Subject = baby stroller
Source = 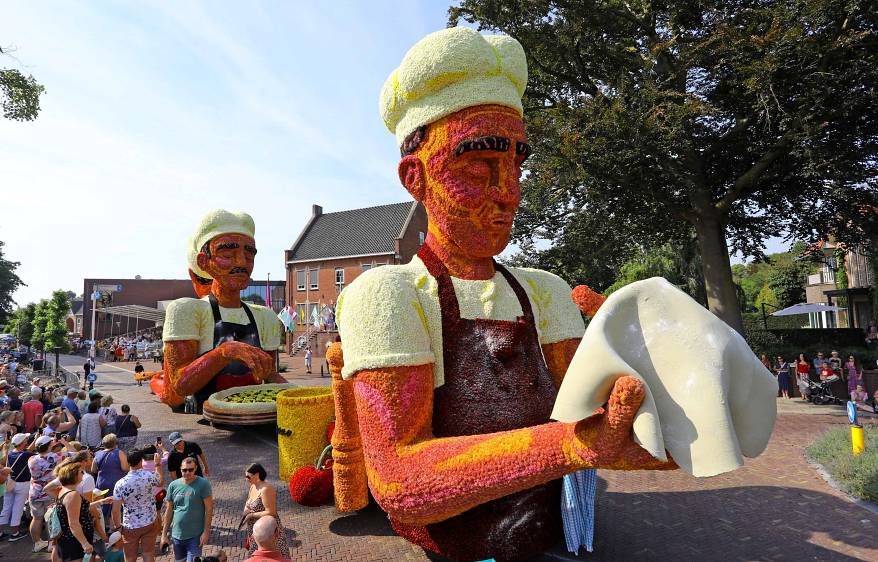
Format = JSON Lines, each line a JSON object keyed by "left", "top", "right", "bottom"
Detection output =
{"left": 807, "top": 375, "right": 844, "bottom": 405}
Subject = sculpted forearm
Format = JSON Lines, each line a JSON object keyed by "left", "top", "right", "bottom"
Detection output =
{"left": 355, "top": 358, "right": 672, "bottom": 526}
{"left": 353, "top": 365, "right": 584, "bottom": 526}
{"left": 163, "top": 341, "right": 228, "bottom": 400}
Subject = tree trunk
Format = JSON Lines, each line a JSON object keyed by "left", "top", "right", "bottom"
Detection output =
{"left": 694, "top": 215, "right": 745, "bottom": 334}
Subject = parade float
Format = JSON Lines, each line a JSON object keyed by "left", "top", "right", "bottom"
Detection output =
{"left": 320, "top": 27, "right": 778, "bottom": 562}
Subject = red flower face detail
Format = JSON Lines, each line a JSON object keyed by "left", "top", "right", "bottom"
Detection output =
{"left": 198, "top": 233, "right": 256, "bottom": 292}
{"left": 419, "top": 105, "right": 530, "bottom": 258}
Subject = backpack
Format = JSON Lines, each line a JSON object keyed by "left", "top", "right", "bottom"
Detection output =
{"left": 45, "top": 490, "right": 71, "bottom": 540}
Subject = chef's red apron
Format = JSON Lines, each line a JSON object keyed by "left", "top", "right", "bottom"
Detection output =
{"left": 391, "top": 245, "right": 562, "bottom": 562}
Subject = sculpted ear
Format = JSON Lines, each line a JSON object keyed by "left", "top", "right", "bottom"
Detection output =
{"left": 398, "top": 155, "right": 426, "bottom": 202}
{"left": 196, "top": 252, "right": 211, "bottom": 275}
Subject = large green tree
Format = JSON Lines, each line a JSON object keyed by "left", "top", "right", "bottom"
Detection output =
{"left": 43, "top": 290, "right": 71, "bottom": 353}
{"left": 0, "top": 240, "right": 25, "bottom": 326}
{"left": 450, "top": 0, "right": 878, "bottom": 333}
{"left": 29, "top": 299, "right": 48, "bottom": 352}
{"left": 2, "top": 302, "right": 35, "bottom": 348}
{"left": 0, "top": 45, "right": 45, "bottom": 121}
{"left": 605, "top": 239, "right": 706, "bottom": 303}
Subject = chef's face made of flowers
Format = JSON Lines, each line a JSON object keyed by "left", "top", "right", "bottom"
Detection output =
{"left": 398, "top": 104, "right": 530, "bottom": 262}
{"left": 196, "top": 233, "right": 257, "bottom": 294}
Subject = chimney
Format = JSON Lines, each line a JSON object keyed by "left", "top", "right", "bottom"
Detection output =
{"left": 312, "top": 204, "right": 323, "bottom": 217}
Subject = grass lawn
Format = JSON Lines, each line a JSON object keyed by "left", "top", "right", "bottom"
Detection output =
{"left": 807, "top": 425, "right": 878, "bottom": 503}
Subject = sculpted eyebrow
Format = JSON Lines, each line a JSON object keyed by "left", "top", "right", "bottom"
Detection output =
{"left": 215, "top": 242, "right": 239, "bottom": 251}
{"left": 454, "top": 136, "right": 511, "bottom": 156}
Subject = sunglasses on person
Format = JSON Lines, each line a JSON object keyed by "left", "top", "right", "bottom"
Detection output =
{"left": 181, "top": 468, "right": 196, "bottom": 473}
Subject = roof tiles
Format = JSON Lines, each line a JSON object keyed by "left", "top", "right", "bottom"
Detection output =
{"left": 289, "top": 201, "right": 417, "bottom": 261}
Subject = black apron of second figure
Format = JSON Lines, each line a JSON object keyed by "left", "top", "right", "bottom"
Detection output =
{"left": 193, "top": 294, "right": 262, "bottom": 407}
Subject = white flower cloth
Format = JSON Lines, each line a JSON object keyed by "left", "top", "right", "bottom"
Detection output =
{"left": 552, "top": 277, "right": 777, "bottom": 477}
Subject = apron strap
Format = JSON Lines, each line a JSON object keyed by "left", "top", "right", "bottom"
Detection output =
{"left": 207, "top": 294, "right": 262, "bottom": 348}
{"left": 208, "top": 294, "right": 223, "bottom": 345}
{"left": 494, "top": 262, "right": 535, "bottom": 322}
{"left": 418, "top": 245, "right": 537, "bottom": 324}
{"left": 417, "top": 245, "right": 462, "bottom": 322}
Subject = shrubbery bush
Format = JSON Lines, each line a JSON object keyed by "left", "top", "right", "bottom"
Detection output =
{"left": 807, "top": 426, "right": 878, "bottom": 503}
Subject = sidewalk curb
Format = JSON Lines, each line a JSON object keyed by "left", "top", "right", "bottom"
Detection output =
{"left": 806, "top": 456, "right": 878, "bottom": 516}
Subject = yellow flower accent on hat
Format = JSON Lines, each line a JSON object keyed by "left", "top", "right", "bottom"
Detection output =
{"left": 380, "top": 27, "right": 528, "bottom": 146}
{"left": 192, "top": 209, "right": 256, "bottom": 255}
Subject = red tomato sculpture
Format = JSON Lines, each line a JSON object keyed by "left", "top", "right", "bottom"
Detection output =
{"left": 289, "top": 444, "right": 333, "bottom": 507}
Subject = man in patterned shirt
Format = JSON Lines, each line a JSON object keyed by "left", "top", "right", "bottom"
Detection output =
{"left": 111, "top": 448, "right": 164, "bottom": 562}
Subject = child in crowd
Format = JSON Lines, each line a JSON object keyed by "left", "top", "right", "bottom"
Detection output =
{"left": 103, "top": 530, "right": 124, "bottom": 562}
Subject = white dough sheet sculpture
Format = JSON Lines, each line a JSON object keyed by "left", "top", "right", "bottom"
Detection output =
{"left": 552, "top": 277, "right": 777, "bottom": 477}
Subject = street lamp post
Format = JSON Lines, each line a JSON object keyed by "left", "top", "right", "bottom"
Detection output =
{"left": 89, "top": 284, "right": 97, "bottom": 360}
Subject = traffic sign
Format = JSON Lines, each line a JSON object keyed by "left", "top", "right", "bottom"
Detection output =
{"left": 847, "top": 401, "right": 858, "bottom": 425}
{"left": 95, "top": 284, "right": 123, "bottom": 292}
{"left": 87, "top": 373, "right": 97, "bottom": 382}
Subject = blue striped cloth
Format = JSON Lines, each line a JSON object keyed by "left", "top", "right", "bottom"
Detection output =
{"left": 561, "top": 468, "right": 597, "bottom": 554}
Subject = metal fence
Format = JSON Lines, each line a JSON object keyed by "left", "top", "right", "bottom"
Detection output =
{"left": 26, "top": 365, "right": 80, "bottom": 387}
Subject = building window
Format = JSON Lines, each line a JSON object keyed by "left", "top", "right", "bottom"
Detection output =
{"left": 296, "top": 270, "right": 305, "bottom": 291}
{"left": 309, "top": 268, "right": 319, "bottom": 290}
{"left": 362, "top": 263, "right": 371, "bottom": 272}
{"left": 335, "top": 268, "right": 344, "bottom": 288}
{"left": 419, "top": 231, "right": 425, "bottom": 245}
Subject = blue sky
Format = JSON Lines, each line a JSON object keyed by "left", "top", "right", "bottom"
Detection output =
{"left": 1, "top": 0, "right": 454, "bottom": 305}
{"left": 1, "top": 1, "right": 784, "bottom": 307}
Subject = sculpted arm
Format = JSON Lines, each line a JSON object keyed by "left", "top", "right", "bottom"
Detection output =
{"left": 162, "top": 340, "right": 274, "bottom": 406}
{"left": 353, "top": 363, "right": 666, "bottom": 527}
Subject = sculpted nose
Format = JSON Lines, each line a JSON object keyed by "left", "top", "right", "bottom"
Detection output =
{"left": 489, "top": 169, "right": 520, "bottom": 209}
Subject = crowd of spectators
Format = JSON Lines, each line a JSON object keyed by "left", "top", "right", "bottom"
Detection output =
{"left": 761, "top": 350, "right": 878, "bottom": 414}
{"left": 91, "top": 333, "right": 163, "bottom": 365}
{"left": 0, "top": 356, "right": 293, "bottom": 561}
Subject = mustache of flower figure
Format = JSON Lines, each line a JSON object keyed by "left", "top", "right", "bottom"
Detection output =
{"left": 228, "top": 267, "right": 250, "bottom": 275}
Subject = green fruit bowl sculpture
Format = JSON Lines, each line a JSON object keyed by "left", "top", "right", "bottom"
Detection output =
{"left": 203, "top": 382, "right": 299, "bottom": 426}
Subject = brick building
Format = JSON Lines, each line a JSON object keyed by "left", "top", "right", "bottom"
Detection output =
{"left": 284, "top": 202, "right": 428, "bottom": 356}
{"left": 81, "top": 278, "right": 288, "bottom": 340}
{"left": 81, "top": 278, "right": 196, "bottom": 340}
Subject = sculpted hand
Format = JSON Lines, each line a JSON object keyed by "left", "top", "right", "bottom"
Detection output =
{"left": 570, "top": 285, "right": 607, "bottom": 317}
{"left": 573, "top": 376, "right": 677, "bottom": 471}
{"left": 217, "top": 341, "right": 274, "bottom": 381}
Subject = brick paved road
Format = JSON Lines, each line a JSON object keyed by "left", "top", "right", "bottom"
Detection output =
{"left": 5, "top": 355, "right": 876, "bottom": 561}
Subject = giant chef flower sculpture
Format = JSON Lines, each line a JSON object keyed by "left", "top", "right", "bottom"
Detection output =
{"left": 335, "top": 27, "right": 777, "bottom": 562}
{"left": 155, "top": 210, "right": 286, "bottom": 409}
